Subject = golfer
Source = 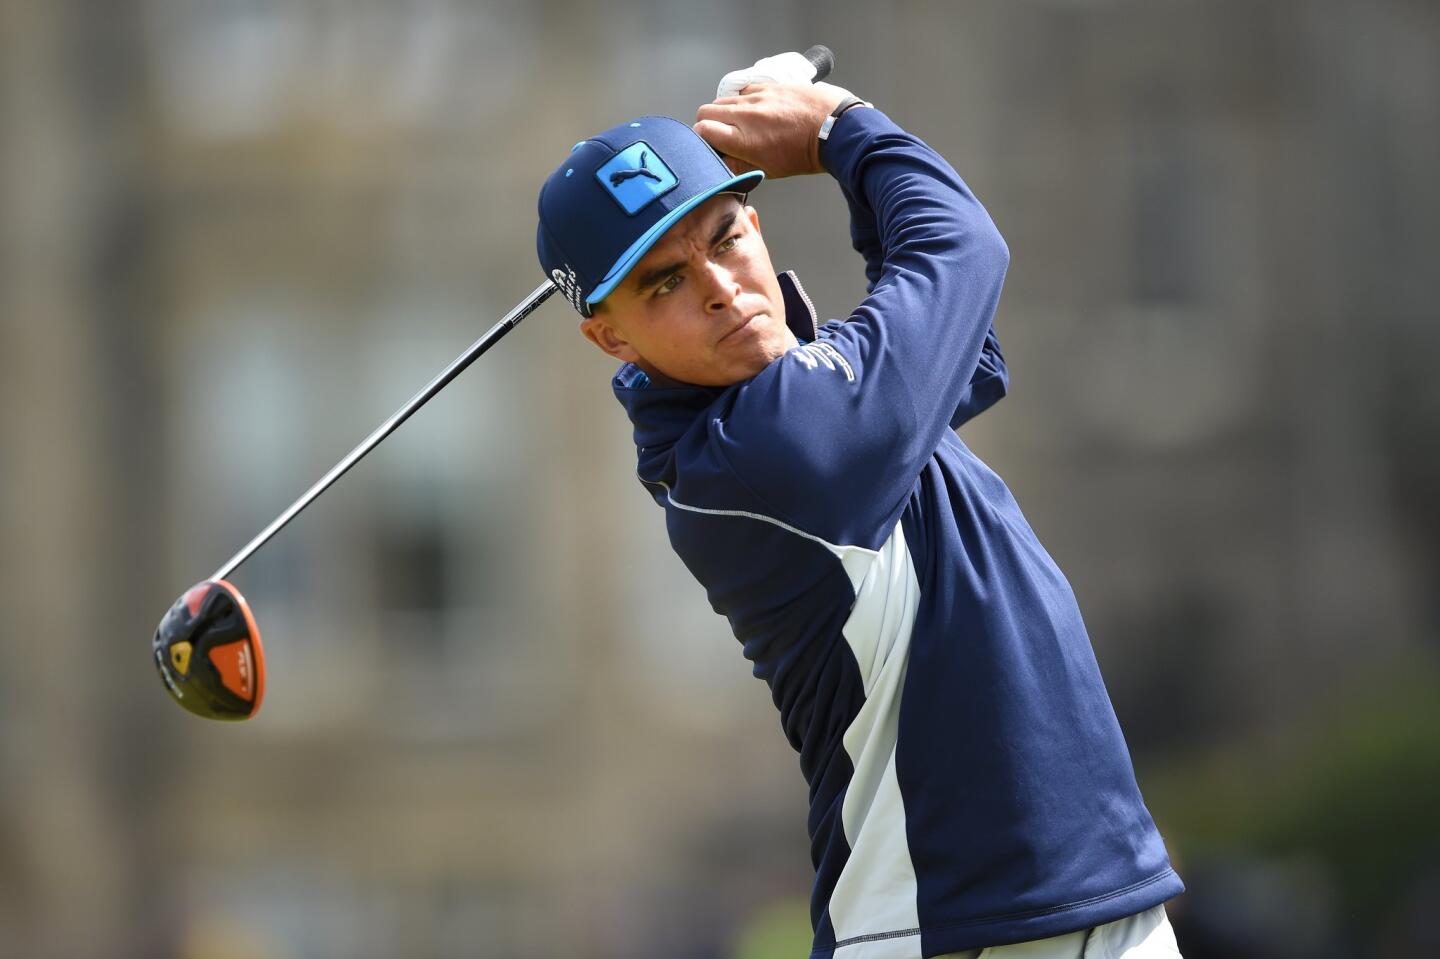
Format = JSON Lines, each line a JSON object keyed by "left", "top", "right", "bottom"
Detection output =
{"left": 535, "top": 55, "right": 1185, "bottom": 959}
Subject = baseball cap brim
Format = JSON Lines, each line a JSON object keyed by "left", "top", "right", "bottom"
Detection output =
{"left": 586, "top": 169, "right": 765, "bottom": 308}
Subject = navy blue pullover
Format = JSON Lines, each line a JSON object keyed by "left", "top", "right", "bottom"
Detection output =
{"left": 611, "top": 108, "right": 1182, "bottom": 958}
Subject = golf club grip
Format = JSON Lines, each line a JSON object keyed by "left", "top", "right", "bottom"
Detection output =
{"left": 803, "top": 45, "right": 835, "bottom": 83}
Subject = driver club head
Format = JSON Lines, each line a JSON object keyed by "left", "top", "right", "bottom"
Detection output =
{"left": 153, "top": 579, "right": 266, "bottom": 721}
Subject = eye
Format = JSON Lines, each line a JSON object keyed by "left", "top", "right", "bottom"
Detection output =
{"left": 655, "top": 274, "right": 683, "bottom": 297}
{"left": 716, "top": 234, "right": 740, "bottom": 254}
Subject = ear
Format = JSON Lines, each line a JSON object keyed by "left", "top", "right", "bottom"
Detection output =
{"left": 745, "top": 204, "right": 762, "bottom": 234}
{"left": 580, "top": 314, "right": 642, "bottom": 364}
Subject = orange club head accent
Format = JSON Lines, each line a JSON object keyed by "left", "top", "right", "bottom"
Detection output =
{"left": 152, "top": 579, "right": 266, "bottom": 721}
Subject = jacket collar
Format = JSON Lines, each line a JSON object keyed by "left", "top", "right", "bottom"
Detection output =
{"left": 777, "top": 269, "right": 820, "bottom": 343}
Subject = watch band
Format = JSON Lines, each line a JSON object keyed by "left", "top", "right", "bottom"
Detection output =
{"left": 818, "top": 95, "right": 873, "bottom": 141}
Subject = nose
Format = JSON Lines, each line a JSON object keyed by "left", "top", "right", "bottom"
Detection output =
{"left": 700, "top": 260, "right": 741, "bottom": 313}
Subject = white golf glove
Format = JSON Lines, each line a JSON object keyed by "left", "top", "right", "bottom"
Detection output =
{"left": 716, "top": 51, "right": 830, "bottom": 98}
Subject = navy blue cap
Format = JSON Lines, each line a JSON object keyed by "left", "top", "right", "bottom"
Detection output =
{"left": 537, "top": 116, "right": 764, "bottom": 316}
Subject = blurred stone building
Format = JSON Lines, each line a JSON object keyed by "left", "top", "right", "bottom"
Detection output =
{"left": 2, "top": 2, "right": 1436, "bottom": 957}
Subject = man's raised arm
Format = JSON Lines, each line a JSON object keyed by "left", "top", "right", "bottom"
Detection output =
{"left": 694, "top": 84, "right": 1011, "bottom": 546}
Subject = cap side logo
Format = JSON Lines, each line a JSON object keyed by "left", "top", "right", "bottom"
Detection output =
{"left": 551, "top": 264, "right": 584, "bottom": 312}
{"left": 596, "top": 141, "right": 678, "bottom": 215}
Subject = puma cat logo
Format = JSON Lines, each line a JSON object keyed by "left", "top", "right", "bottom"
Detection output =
{"left": 609, "top": 150, "right": 663, "bottom": 187}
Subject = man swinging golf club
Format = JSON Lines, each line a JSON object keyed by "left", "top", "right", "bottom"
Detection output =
{"left": 536, "top": 53, "right": 1186, "bottom": 958}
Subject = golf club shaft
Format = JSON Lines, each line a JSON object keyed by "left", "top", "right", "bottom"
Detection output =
{"left": 211, "top": 280, "right": 557, "bottom": 582}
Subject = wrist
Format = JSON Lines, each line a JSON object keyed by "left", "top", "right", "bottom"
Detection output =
{"left": 818, "top": 95, "right": 873, "bottom": 142}
{"left": 817, "top": 101, "right": 889, "bottom": 180}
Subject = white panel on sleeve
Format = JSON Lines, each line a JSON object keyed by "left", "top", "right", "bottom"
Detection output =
{"left": 829, "top": 522, "right": 924, "bottom": 957}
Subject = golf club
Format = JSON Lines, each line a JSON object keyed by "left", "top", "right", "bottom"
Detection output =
{"left": 153, "top": 280, "right": 554, "bottom": 720}
{"left": 152, "top": 44, "right": 836, "bottom": 721}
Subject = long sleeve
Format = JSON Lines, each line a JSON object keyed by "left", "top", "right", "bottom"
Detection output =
{"left": 713, "top": 107, "right": 1011, "bottom": 547}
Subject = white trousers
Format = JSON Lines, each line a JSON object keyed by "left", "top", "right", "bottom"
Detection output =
{"left": 937, "top": 905, "right": 1182, "bottom": 959}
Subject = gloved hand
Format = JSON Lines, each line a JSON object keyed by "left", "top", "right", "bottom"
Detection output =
{"left": 701, "top": 51, "right": 862, "bottom": 178}
{"left": 715, "top": 51, "right": 826, "bottom": 99}
{"left": 695, "top": 81, "right": 853, "bottom": 178}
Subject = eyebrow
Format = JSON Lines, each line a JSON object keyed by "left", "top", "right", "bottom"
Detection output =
{"left": 631, "top": 209, "right": 740, "bottom": 294}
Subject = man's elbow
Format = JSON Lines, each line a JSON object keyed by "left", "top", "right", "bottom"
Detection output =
{"left": 940, "top": 217, "right": 1008, "bottom": 291}
{"left": 982, "top": 223, "right": 1010, "bottom": 280}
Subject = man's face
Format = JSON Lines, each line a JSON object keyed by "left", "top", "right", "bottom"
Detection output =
{"left": 580, "top": 194, "right": 793, "bottom": 387}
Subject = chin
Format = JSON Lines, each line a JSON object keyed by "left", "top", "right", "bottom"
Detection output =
{"left": 728, "top": 347, "right": 786, "bottom": 384}
{"left": 655, "top": 337, "right": 789, "bottom": 387}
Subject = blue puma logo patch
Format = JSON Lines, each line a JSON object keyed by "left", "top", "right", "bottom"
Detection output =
{"left": 597, "top": 141, "right": 678, "bottom": 215}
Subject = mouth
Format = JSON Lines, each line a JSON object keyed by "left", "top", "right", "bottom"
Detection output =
{"left": 718, "top": 313, "right": 762, "bottom": 345}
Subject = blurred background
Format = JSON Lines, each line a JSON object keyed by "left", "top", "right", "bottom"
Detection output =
{"left": 2, "top": 1, "right": 1438, "bottom": 957}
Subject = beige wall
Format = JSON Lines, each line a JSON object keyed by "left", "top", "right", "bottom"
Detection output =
{"left": 2, "top": 2, "right": 1437, "bottom": 957}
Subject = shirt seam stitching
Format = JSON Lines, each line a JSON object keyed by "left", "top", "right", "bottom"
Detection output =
{"left": 638, "top": 477, "right": 878, "bottom": 559}
{"left": 708, "top": 424, "right": 858, "bottom": 551}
